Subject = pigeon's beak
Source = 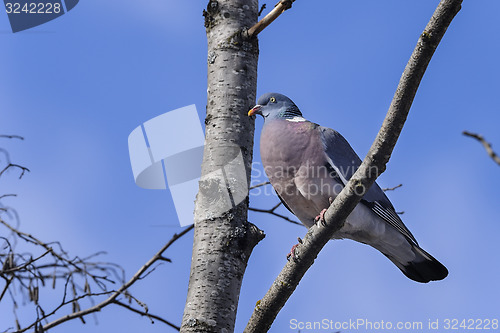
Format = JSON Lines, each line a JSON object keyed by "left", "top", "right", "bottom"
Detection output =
{"left": 248, "top": 105, "right": 262, "bottom": 117}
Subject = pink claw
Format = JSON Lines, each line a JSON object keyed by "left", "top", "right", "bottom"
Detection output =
{"left": 286, "top": 237, "right": 303, "bottom": 261}
{"left": 287, "top": 244, "right": 299, "bottom": 261}
{"left": 314, "top": 208, "right": 328, "bottom": 225}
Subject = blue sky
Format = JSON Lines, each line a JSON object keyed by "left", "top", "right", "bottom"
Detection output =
{"left": 1, "top": 1, "right": 499, "bottom": 332}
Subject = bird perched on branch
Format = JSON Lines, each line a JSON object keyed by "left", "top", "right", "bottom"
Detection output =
{"left": 248, "top": 92, "right": 448, "bottom": 283}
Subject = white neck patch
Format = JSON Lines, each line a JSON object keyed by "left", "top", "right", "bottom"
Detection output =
{"left": 286, "top": 116, "right": 306, "bottom": 122}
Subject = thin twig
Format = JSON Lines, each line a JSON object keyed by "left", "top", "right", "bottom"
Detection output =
{"left": 0, "top": 276, "right": 14, "bottom": 301}
{"left": 1, "top": 219, "right": 90, "bottom": 275}
{"left": 249, "top": 205, "right": 302, "bottom": 226}
{"left": 0, "top": 164, "right": 30, "bottom": 179}
{"left": 244, "top": 1, "right": 462, "bottom": 332}
{"left": 20, "top": 290, "right": 117, "bottom": 332}
{"left": 1, "top": 216, "right": 176, "bottom": 332}
{"left": 2, "top": 250, "right": 51, "bottom": 274}
{"left": 249, "top": 180, "right": 303, "bottom": 225}
{"left": 0, "top": 135, "right": 24, "bottom": 140}
{"left": 463, "top": 131, "right": 500, "bottom": 166}
{"left": 249, "top": 181, "right": 270, "bottom": 190}
{"left": 113, "top": 301, "right": 180, "bottom": 331}
{"left": 0, "top": 194, "right": 17, "bottom": 200}
{"left": 258, "top": 4, "right": 267, "bottom": 16}
{"left": 246, "top": 0, "right": 295, "bottom": 38}
{"left": 382, "top": 184, "right": 403, "bottom": 192}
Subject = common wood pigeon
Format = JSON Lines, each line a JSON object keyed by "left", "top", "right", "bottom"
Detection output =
{"left": 249, "top": 93, "right": 448, "bottom": 283}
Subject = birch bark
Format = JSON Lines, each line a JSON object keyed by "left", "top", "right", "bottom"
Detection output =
{"left": 181, "top": 1, "right": 264, "bottom": 332}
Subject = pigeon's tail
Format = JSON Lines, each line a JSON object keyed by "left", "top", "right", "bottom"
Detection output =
{"left": 385, "top": 244, "right": 448, "bottom": 283}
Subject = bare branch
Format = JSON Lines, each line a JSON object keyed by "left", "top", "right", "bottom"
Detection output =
{"left": 0, "top": 275, "right": 14, "bottom": 301}
{"left": 1, "top": 249, "right": 51, "bottom": 274}
{"left": 0, "top": 164, "right": 30, "bottom": 179}
{"left": 244, "top": 1, "right": 462, "bottom": 331}
{"left": 114, "top": 301, "right": 180, "bottom": 331}
{"left": 1, "top": 125, "right": 186, "bottom": 332}
{"left": 249, "top": 181, "right": 270, "bottom": 190}
{"left": 40, "top": 224, "right": 194, "bottom": 331}
{"left": 463, "top": 131, "right": 500, "bottom": 166}
{"left": 0, "top": 194, "right": 17, "bottom": 200}
{"left": 382, "top": 184, "right": 403, "bottom": 192}
{"left": 0, "top": 135, "right": 24, "bottom": 140}
{"left": 246, "top": 0, "right": 295, "bottom": 38}
{"left": 1, "top": 219, "right": 94, "bottom": 274}
{"left": 249, "top": 203, "right": 302, "bottom": 226}
{"left": 0, "top": 215, "right": 193, "bottom": 332}
{"left": 249, "top": 181, "right": 302, "bottom": 225}
{"left": 258, "top": 4, "right": 267, "bottom": 16}
{"left": 1, "top": 218, "right": 126, "bottom": 332}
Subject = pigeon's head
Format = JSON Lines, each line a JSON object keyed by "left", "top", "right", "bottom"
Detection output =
{"left": 248, "top": 93, "right": 302, "bottom": 121}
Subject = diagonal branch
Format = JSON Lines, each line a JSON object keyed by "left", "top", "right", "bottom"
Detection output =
{"left": 244, "top": 1, "right": 462, "bottom": 332}
{"left": 113, "top": 300, "right": 180, "bottom": 331}
{"left": 246, "top": 0, "right": 295, "bottom": 38}
{"left": 463, "top": 131, "right": 500, "bottom": 166}
{"left": 249, "top": 181, "right": 270, "bottom": 190}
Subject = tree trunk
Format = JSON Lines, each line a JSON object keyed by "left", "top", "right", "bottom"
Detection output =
{"left": 180, "top": 1, "right": 264, "bottom": 332}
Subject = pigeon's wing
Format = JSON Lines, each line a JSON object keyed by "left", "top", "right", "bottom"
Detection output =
{"left": 318, "top": 126, "right": 418, "bottom": 244}
{"left": 274, "top": 189, "right": 294, "bottom": 214}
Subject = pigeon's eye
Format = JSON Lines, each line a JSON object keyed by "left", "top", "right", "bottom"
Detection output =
{"left": 269, "top": 97, "right": 276, "bottom": 103}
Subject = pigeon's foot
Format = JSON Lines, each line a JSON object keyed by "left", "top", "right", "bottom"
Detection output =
{"left": 286, "top": 237, "right": 303, "bottom": 261}
{"left": 314, "top": 198, "right": 333, "bottom": 227}
{"left": 314, "top": 208, "right": 328, "bottom": 226}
